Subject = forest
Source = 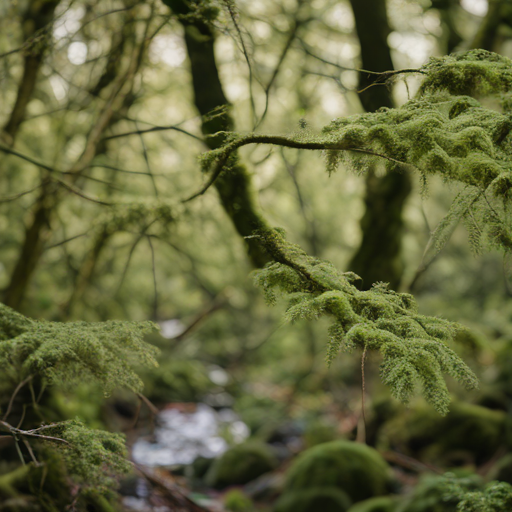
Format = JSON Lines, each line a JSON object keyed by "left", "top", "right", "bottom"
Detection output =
{"left": 2, "top": 0, "right": 512, "bottom": 510}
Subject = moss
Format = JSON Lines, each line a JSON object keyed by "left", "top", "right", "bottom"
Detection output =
{"left": 284, "top": 440, "right": 392, "bottom": 503}
{"left": 205, "top": 442, "right": 278, "bottom": 489}
{"left": 224, "top": 489, "right": 253, "bottom": 512}
{"left": 273, "top": 487, "right": 352, "bottom": 512}
{"left": 303, "top": 421, "right": 339, "bottom": 448}
{"left": 347, "top": 496, "right": 399, "bottom": 512}
{"left": 379, "top": 402, "right": 506, "bottom": 465}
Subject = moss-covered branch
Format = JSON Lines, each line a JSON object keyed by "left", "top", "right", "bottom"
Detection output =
{"left": 252, "top": 228, "right": 478, "bottom": 415}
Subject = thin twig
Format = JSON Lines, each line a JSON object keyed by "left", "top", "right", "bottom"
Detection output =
{"left": 223, "top": 0, "right": 257, "bottom": 126}
{"left": 0, "top": 420, "right": 70, "bottom": 445}
{"left": 147, "top": 235, "right": 158, "bottom": 319}
{"left": 102, "top": 125, "right": 203, "bottom": 142}
{"left": 0, "top": 184, "right": 42, "bottom": 203}
{"left": 357, "top": 345, "right": 368, "bottom": 444}
{"left": 3, "top": 375, "right": 33, "bottom": 421}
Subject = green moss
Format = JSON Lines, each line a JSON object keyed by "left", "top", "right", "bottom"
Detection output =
{"left": 379, "top": 402, "right": 505, "bottom": 465}
{"left": 205, "top": 442, "right": 278, "bottom": 489}
{"left": 224, "top": 489, "right": 253, "bottom": 512}
{"left": 274, "top": 487, "right": 352, "bottom": 512}
{"left": 284, "top": 440, "right": 392, "bottom": 503}
{"left": 303, "top": 421, "right": 339, "bottom": 448}
{"left": 347, "top": 496, "right": 399, "bottom": 512}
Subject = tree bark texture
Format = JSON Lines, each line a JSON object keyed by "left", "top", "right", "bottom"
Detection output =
{"left": 348, "top": 0, "right": 412, "bottom": 290}
{"left": 163, "top": 0, "right": 271, "bottom": 268}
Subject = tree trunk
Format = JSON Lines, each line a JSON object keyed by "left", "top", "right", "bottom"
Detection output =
{"left": 163, "top": 0, "right": 270, "bottom": 268}
{"left": 347, "top": 0, "right": 412, "bottom": 290}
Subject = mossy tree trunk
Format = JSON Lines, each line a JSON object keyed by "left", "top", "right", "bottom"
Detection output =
{"left": 347, "top": 0, "right": 412, "bottom": 290}
{"left": 3, "top": 12, "right": 147, "bottom": 311}
{"left": 162, "top": 0, "right": 271, "bottom": 268}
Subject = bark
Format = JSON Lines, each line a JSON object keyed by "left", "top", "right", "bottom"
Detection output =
{"left": 348, "top": 0, "right": 412, "bottom": 290}
{"left": 470, "top": 0, "right": 506, "bottom": 51}
{"left": 163, "top": 0, "right": 270, "bottom": 268}
{"left": 433, "top": 0, "right": 464, "bottom": 53}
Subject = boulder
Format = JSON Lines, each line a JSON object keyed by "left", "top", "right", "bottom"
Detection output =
{"left": 205, "top": 441, "right": 278, "bottom": 489}
{"left": 274, "top": 487, "right": 352, "bottom": 512}
{"left": 284, "top": 440, "right": 392, "bottom": 503}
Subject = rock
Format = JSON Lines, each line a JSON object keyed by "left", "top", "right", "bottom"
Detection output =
{"left": 303, "top": 421, "right": 339, "bottom": 448}
{"left": 205, "top": 441, "right": 278, "bottom": 489}
{"left": 378, "top": 402, "right": 506, "bottom": 466}
{"left": 284, "top": 440, "right": 392, "bottom": 503}
{"left": 273, "top": 487, "right": 352, "bottom": 512}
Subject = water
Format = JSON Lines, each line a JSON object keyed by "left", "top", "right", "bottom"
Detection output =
{"left": 132, "top": 403, "right": 250, "bottom": 467}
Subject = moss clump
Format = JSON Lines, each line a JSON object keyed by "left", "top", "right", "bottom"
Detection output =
{"left": 284, "top": 440, "right": 392, "bottom": 503}
{"left": 303, "top": 421, "right": 339, "bottom": 448}
{"left": 274, "top": 487, "right": 352, "bottom": 512}
{"left": 347, "top": 496, "right": 399, "bottom": 512}
{"left": 379, "top": 402, "right": 505, "bottom": 465}
{"left": 224, "top": 489, "right": 253, "bottom": 511}
{"left": 205, "top": 442, "right": 278, "bottom": 489}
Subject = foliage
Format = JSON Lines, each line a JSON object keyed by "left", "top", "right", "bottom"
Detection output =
{"left": 273, "top": 487, "right": 352, "bottom": 512}
{"left": 191, "top": 49, "right": 512, "bottom": 415}
{"left": 0, "top": 304, "right": 160, "bottom": 506}
{"left": 396, "top": 474, "right": 482, "bottom": 512}
{"left": 205, "top": 441, "right": 278, "bottom": 489}
{"left": 446, "top": 480, "right": 512, "bottom": 512}
{"left": 40, "top": 419, "right": 131, "bottom": 491}
{"left": 0, "top": 303, "right": 159, "bottom": 394}
{"left": 283, "top": 440, "right": 392, "bottom": 503}
{"left": 253, "top": 228, "right": 478, "bottom": 414}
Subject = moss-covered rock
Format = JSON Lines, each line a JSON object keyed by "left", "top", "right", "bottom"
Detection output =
{"left": 347, "top": 496, "right": 399, "bottom": 512}
{"left": 205, "top": 442, "right": 278, "bottom": 489}
{"left": 303, "top": 421, "right": 339, "bottom": 448}
{"left": 379, "top": 401, "right": 506, "bottom": 465}
{"left": 274, "top": 487, "right": 352, "bottom": 512}
{"left": 224, "top": 489, "right": 253, "bottom": 512}
{"left": 284, "top": 440, "right": 392, "bottom": 503}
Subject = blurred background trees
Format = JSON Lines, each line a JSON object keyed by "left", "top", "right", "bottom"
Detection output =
{"left": 2, "top": 0, "right": 512, "bottom": 510}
